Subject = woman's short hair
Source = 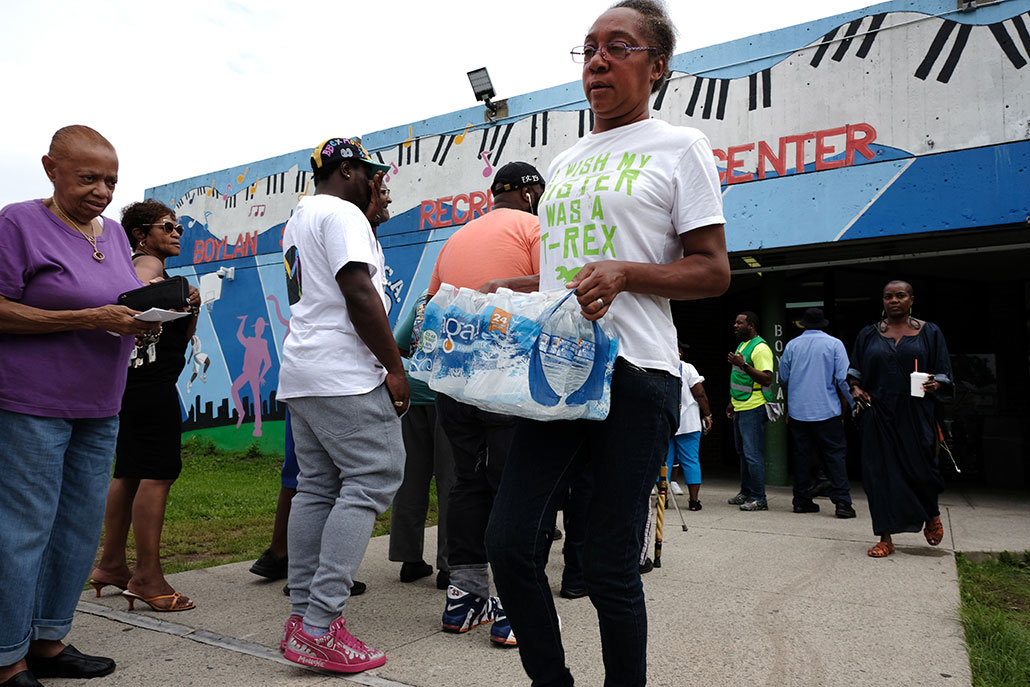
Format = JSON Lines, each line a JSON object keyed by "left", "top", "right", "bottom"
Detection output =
{"left": 48, "top": 125, "right": 114, "bottom": 160}
{"left": 121, "top": 200, "right": 175, "bottom": 249}
{"left": 611, "top": 0, "right": 677, "bottom": 94}
{"left": 883, "top": 279, "right": 914, "bottom": 296}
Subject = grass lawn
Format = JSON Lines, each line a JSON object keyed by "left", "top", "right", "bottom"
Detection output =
{"left": 102, "top": 436, "right": 438, "bottom": 576}
{"left": 956, "top": 551, "right": 1030, "bottom": 687}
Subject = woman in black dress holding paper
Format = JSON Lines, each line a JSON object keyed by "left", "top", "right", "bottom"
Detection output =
{"left": 91, "top": 200, "right": 201, "bottom": 610}
{"left": 848, "top": 280, "right": 952, "bottom": 558}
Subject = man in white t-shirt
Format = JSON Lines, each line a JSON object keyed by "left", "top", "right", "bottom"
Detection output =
{"left": 277, "top": 137, "right": 408, "bottom": 675}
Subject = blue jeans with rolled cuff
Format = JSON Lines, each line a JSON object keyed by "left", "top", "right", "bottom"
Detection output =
{"left": 485, "top": 359, "right": 679, "bottom": 687}
{"left": 0, "top": 409, "right": 119, "bottom": 666}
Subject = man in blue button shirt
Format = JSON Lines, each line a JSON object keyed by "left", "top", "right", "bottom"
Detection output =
{"left": 778, "top": 308, "right": 856, "bottom": 519}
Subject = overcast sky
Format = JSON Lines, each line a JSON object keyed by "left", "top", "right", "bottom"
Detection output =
{"left": 1, "top": 0, "right": 873, "bottom": 212}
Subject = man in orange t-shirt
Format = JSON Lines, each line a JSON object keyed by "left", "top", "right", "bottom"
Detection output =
{"left": 429, "top": 163, "right": 542, "bottom": 296}
{"left": 432, "top": 161, "right": 544, "bottom": 647}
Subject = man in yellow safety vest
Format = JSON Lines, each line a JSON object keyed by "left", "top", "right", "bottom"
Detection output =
{"left": 725, "top": 311, "right": 774, "bottom": 511}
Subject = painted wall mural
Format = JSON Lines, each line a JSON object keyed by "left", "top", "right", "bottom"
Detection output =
{"left": 150, "top": 0, "right": 1030, "bottom": 439}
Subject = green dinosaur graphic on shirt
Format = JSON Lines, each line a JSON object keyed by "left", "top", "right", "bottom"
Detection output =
{"left": 554, "top": 265, "right": 583, "bottom": 284}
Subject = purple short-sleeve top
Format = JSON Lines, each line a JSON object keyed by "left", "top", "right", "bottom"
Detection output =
{"left": 0, "top": 199, "right": 143, "bottom": 418}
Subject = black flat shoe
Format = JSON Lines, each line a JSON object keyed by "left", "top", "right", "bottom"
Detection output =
{"left": 25, "top": 645, "right": 115, "bottom": 679}
{"left": 249, "top": 548, "right": 288, "bottom": 580}
{"left": 792, "top": 501, "right": 820, "bottom": 513}
{"left": 400, "top": 561, "right": 433, "bottom": 583}
{"left": 436, "top": 570, "right": 450, "bottom": 590}
{"left": 639, "top": 557, "right": 654, "bottom": 575}
{"left": 559, "top": 586, "right": 588, "bottom": 599}
{"left": 835, "top": 502, "right": 857, "bottom": 519}
{"left": 0, "top": 671, "right": 42, "bottom": 687}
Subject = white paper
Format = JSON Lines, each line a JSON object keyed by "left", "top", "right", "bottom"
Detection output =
{"left": 133, "top": 308, "right": 193, "bottom": 322}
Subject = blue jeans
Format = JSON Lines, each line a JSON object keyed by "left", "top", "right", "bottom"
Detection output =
{"left": 485, "top": 360, "right": 679, "bottom": 687}
{"left": 280, "top": 409, "right": 299, "bottom": 489}
{"left": 436, "top": 394, "right": 515, "bottom": 599}
{"left": 733, "top": 406, "right": 767, "bottom": 500}
{"left": 0, "top": 409, "right": 119, "bottom": 665}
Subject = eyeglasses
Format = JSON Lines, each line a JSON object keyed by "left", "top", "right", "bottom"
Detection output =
{"left": 148, "top": 221, "right": 184, "bottom": 235}
{"left": 380, "top": 188, "right": 391, "bottom": 198}
{"left": 571, "top": 42, "right": 657, "bottom": 63}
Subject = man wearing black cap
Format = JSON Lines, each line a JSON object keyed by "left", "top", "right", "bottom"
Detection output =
{"left": 276, "top": 137, "right": 408, "bottom": 674}
{"left": 428, "top": 160, "right": 545, "bottom": 647}
{"left": 778, "top": 308, "right": 856, "bottom": 519}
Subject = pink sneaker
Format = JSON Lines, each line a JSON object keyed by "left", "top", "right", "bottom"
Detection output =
{"left": 280, "top": 614, "right": 301, "bottom": 652}
{"left": 284, "top": 617, "right": 386, "bottom": 673}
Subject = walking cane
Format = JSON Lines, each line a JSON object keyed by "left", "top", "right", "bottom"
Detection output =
{"left": 654, "top": 465, "right": 668, "bottom": 568}
{"left": 664, "top": 478, "right": 688, "bottom": 532}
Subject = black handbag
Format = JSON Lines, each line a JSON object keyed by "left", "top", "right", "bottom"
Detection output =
{"left": 117, "top": 276, "right": 190, "bottom": 311}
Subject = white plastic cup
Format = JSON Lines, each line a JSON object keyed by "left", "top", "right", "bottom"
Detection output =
{"left": 910, "top": 371, "right": 930, "bottom": 397}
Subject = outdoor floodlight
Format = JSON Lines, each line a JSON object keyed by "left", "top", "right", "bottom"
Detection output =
{"left": 467, "top": 67, "right": 498, "bottom": 114}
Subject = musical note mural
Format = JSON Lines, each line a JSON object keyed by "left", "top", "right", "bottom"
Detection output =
{"left": 148, "top": 0, "right": 1030, "bottom": 446}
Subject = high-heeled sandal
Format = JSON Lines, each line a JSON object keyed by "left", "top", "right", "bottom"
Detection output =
{"left": 867, "top": 541, "right": 895, "bottom": 558}
{"left": 924, "top": 516, "right": 944, "bottom": 546}
{"left": 122, "top": 589, "right": 195, "bottom": 612}
{"left": 88, "top": 576, "right": 129, "bottom": 598}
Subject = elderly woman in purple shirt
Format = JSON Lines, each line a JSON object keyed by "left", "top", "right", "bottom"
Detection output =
{"left": 0, "top": 125, "right": 157, "bottom": 687}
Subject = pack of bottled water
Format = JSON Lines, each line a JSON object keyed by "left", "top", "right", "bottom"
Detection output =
{"left": 409, "top": 285, "right": 618, "bottom": 421}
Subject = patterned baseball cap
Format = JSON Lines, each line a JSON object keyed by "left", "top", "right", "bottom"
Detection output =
{"left": 310, "top": 137, "right": 391, "bottom": 175}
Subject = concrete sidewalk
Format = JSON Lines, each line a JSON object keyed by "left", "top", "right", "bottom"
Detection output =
{"left": 53, "top": 478, "right": 1029, "bottom": 687}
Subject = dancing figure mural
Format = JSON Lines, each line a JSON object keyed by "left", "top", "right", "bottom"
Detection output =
{"left": 186, "top": 335, "right": 211, "bottom": 394}
{"left": 231, "top": 315, "right": 272, "bottom": 436}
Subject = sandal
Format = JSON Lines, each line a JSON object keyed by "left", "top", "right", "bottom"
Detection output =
{"left": 867, "top": 541, "right": 895, "bottom": 558}
{"left": 924, "top": 516, "right": 944, "bottom": 546}
{"left": 122, "top": 590, "right": 195, "bottom": 612}
{"left": 88, "top": 575, "right": 129, "bottom": 598}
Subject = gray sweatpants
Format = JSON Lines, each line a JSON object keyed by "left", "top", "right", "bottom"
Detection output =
{"left": 285, "top": 387, "right": 404, "bottom": 628}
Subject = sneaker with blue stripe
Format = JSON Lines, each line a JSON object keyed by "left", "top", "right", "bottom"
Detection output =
{"left": 488, "top": 597, "right": 517, "bottom": 647}
{"left": 442, "top": 585, "right": 490, "bottom": 633}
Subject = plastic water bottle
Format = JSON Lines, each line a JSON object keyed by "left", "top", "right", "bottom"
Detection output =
{"left": 536, "top": 301, "right": 593, "bottom": 402}
{"left": 431, "top": 287, "right": 480, "bottom": 394}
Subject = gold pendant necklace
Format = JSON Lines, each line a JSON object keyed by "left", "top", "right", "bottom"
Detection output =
{"left": 51, "top": 197, "right": 105, "bottom": 262}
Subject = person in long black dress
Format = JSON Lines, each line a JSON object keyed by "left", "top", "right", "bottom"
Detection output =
{"left": 848, "top": 280, "right": 952, "bottom": 557}
{"left": 90, "top": 200, "right": 201, "bottom": 610}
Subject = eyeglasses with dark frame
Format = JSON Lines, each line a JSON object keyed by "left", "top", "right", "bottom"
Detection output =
{"left": 571, "top": 41, "right": 658, "bottom": 63}
{"left": 147, "top": 221, "right": 185, "bottom": 236}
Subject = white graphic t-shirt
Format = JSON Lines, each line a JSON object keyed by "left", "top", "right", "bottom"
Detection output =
{"left": 278, "top": 194, "right": 388, "bottom": 399}
{"left": 676, "top": 362, "right": 705, "bottom": 435}
{"left": 539, "top": 118, "right": 725, "bottom": 375}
